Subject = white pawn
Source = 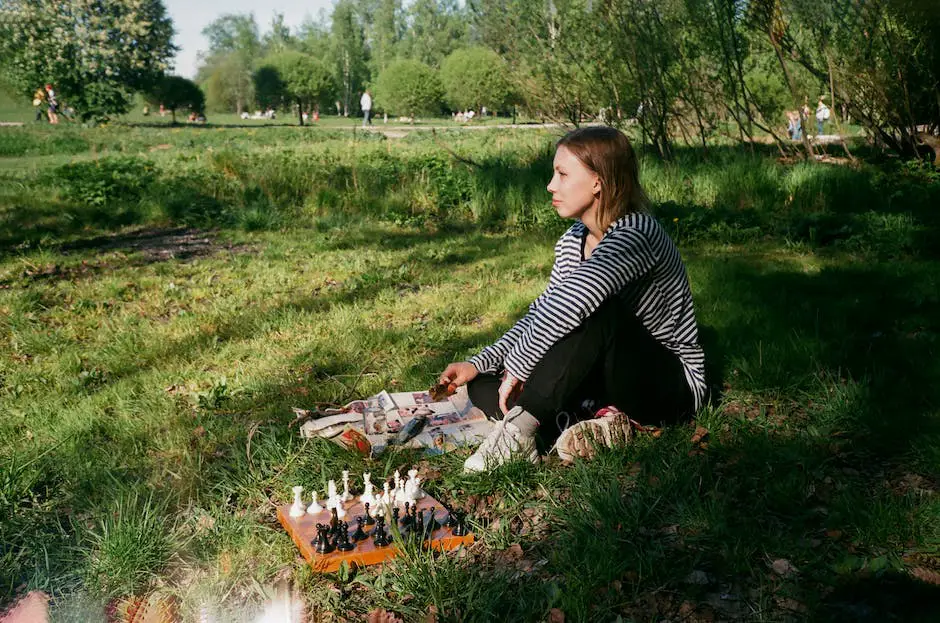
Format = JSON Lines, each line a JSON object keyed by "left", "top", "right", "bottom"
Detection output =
{"left": 360, "top": 472, "right": 374, "bottom": 505}
{"left": 341, "top": 469, "right": 352, "bottom": 502}
{"left": 325, "top": 480, "right": 338, "bottom": 510}
{"left": 290, "top": 486, "right": 306, "bottom": 518}
{"left": 307, "top": 490, "right": 323, "bottom": 515}
{"left": 413, "top": 475, "right": 425, "bottom": 500}
{"left": 335, "top": 503, "right": 347, "bottom": 520}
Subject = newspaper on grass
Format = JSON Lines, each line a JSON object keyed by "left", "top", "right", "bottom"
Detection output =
{"left": 296, "top": 385, "right": 492, "bottom": 456}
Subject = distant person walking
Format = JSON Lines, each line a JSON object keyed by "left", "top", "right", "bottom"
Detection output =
{"left": 32, "top": 87, "right": 46, "bottom": 122}
{"left": 815, "top": 96, "right": 830, "bottom": 137}
{"left": 786, "top": 110, "right": 801, "bottom": 140}
{"left": 44, "top": 84, "right": 59, "bottom": 124}
{"left": 360, "top": 90, "right": 372, "bottom": 127}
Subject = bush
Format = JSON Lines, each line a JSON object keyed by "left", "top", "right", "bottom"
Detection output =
{"left": 373, "top": 60, "right": 443, "bottom": 119}
{"left": 50, "top": 157, "right": 156, "bottom": 206}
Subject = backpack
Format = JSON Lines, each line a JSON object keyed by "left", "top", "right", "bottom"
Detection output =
{"left": 823, "top": 107, "right": 830, "bottom": 120}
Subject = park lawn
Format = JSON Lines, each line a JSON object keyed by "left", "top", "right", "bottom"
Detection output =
{"left": 1, "top": 124, "right": 939, "bottom": 621}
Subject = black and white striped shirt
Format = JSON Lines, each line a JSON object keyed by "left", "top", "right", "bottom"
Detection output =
{"left": 468, "top": 213, "right": 708, "bottom": 411}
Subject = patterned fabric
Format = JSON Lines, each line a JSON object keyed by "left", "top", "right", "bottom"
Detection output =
{"left": 468, "top": 213, "right": 708, "bottom": 411}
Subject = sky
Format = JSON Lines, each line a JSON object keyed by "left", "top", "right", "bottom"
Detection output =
{"left": 164, "top": 0, "right": 334, "bottom": 78}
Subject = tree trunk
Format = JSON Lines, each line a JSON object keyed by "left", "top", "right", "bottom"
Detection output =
{"left": 297, "top": 98, "right": 304, "bottom": 126}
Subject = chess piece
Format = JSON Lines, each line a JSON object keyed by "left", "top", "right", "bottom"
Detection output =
{"left": 413, "top": 475, "right": 425, "bottom": 500}
{"left": 330, "top": 507, "right": 340, "bottom": 535}
{"left": 307, "top": 490, "right": 323, "bottom": 515}
{"left": 341, "top": 469, "right": 352, "bottom": 502}
{"left": 314, "top": 524, "right": 335, "bottom": 554}
{"left": 373, "top": 516, "right": 391, "bottom": 547}
{"left": 363, "top": 502, "right": 375, "bottom": 526}
{"left": 415, "top": 511, "right": 428, "bottom": 541}
{"left": 360, "top": 472, "right": 374, "bottom": 505}
{"left": 425, "top": 507, "right": 442, "bottom": 532}
{"left": 392, "top": 507, "right": 400, "bottom": 527}
{"left": 336, "top": 522, "right": 355, "bottom": 552}
{"left": 335, "top": 502, "right": 347, "bottom": 520}
{"left": 452, "top": 511, "right": 469, "bottom": 537}
{"left": 290, "top": 486, "right": 306, "bottom": 518}
{"left": 351, "top": 516, "right": 369, "bottom": 542}
{"left": 401, "top": 502, "right": 412, "bottom": 527}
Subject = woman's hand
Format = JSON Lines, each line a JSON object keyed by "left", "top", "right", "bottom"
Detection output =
{"left": 498, "top": 372, "right": 522, "bottom": 416}
{"left": 439, "top": 362, "right": 479, "bottom": 388}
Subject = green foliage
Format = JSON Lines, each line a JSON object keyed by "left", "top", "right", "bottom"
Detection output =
{"left": 0, "top": 0, "right": 175, "bottom": 122}
{"left": 80, "top": 491, "right": 178, "bottom": 597}
{"left": 144, "top": 76, "right": 205, "bottom": 121}
{"left": 198, "top": 14, "right": 261, "bottom": 114}
{"left": 440, "top": 47, "right": 515, "bottom": 113}
{"left": 50, "top": 158, "right": 157, "bottom": 207}
{"left": 374, "top": 59, "right": 443, "bottom": 118}
{"left": 254, "top": 51, "right": 332, "bottom": 122}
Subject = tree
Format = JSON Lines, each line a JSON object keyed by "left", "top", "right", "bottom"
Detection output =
{"left": 440, "top": 47, "right": 515, "bottom": 113}
{"left": 401, "top": 0, "right": 469, "bottom": 67}
{"left": 374, "top": 59, "right": 443, "bottom": 121}
{"left": 0, "top": 0, "right": 175, "bottom": 122}
{"left": 330, "top": 1, "right": 369, "bottom": 116}
{"left": 255, "top": 52, "right": 333, "bottom": 125}
{"left": 145, "top": 76, "right": 205, "bottom": 123}
{"left": 199, "top": 14, "right": 261, "bottom": 115}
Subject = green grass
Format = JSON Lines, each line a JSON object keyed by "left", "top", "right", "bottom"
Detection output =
{"left": 1, "top": 122, "right": 938, "bottom": 621}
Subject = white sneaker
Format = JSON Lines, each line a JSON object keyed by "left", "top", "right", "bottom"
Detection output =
{"left": 554, "top": 413, "right": 633, "bottom": 463}
{"left": 463, "top": 406, "right": 538, "bottom": 472}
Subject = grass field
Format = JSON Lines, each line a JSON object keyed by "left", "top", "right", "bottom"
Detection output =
{"left": 1, "top": 120, "right": 938, "bottom": 621}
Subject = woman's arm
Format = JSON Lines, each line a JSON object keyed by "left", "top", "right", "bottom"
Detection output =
{"left": 503, "top": 227, "right": 658, "bottom": 381}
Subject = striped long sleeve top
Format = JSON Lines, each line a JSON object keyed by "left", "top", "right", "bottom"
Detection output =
{"left": 468, "top": 213, "right": 708, "bottom": 411}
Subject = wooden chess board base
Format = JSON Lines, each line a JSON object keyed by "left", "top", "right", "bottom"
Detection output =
{"left": 277, "top": 494, "right": 474, "bottom": 573}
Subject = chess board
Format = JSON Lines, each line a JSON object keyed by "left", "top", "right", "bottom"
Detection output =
{"left": 277, "top": 493, "right": 474, "bottom": 573}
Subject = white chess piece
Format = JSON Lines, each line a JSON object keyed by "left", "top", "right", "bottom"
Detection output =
{"left": 341, "top": 469, "right": 352, "bottom": 502}
{"left": 307, "top": 490, "right": 323, "bottom": 515}
{"left": 325, "top": 480, "right": 338, "bottom": 510}
{"left": 290, "top": 486, "right": 306, "bottom": 518}
{"left": 335, "top": 504, "right": 347, "bottom": 520}
{"left": 360, "top": 472, "right": 374, "bottom": 504}
{"left": 413, "top": 475, "right": 425, "bottom": 499}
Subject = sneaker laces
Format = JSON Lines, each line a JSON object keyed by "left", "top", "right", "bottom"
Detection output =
{"left": 555, "top": 410, "right": 573, "bottom": 434}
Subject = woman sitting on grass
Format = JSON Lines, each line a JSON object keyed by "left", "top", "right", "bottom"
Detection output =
{"left": 439, "top": 126, "right": 707, "bottom": 472}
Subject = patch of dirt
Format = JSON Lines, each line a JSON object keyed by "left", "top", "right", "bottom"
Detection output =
{"left": 60, "top": 226, "right": 246, "bottom": 261}
{"left": 5, "top": 227, "right": 254, "bottom": 287}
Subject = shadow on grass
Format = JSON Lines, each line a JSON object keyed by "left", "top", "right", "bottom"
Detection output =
{"left": 535, "top": 256, "right": 940, "bottom": 619}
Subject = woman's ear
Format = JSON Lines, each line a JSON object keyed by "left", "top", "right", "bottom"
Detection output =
{"left": 593, "top": 175, "right": 602, "bottom": 195}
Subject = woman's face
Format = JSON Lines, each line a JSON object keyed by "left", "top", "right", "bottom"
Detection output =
{"left": 547, "top": 146, "right": 600, "bottom": 223}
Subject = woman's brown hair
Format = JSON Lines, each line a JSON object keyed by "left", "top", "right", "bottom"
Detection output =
{"left": 556, "top": 126, "right": 649, "bottom": 230}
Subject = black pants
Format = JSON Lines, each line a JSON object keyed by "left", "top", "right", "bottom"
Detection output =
{"left": 467, "top": 301, "right": 695, "bottom": 449}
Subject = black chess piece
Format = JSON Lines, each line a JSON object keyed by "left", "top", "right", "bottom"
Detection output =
{"left": 336, "top": 522, "right": 355, "bottom": 552}
{"left": 373, "top": 516, "right": 390, "bottom": 546}
{"left": 425, "top": 506, "right": 442, "bottom": 533}
{"left": 351, "top": 516, "right": 369, "bottom": 542}
{"left": 363, "top": 502, "right": 376, "bottom": 526}
{"left": 314, "top": 523, "right": 335, "bottom": 554}
{"left": 452, "top": 511, "right": 469, "bottom": 537}
{"left": 402, "top": 502, "right": 412, "bottom": 526}
{"left": 392, "top": 507, "right": 400, "bottom": 526}
{"left": 330, "top": 507, "right": 340, "bottom": 535}
{"left": 416, "top": 509, "right": 426, "bottom": 540}
{"left": 444, "top": 510, "right": 457, "bottom": 528}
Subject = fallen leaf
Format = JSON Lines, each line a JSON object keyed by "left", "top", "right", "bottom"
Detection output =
{"left": 423, "top": 605, "right": 439, "bottom": 623}
{"left": 771, "top": 558, "right": 798, "bottom": 577}
{"left": 690, "top": 425, "right": 709, "bottom": 445}
{"left": 548, "top": 608, "right": 565, "bottom": 623}
{"left": 367, "top": 608, "right": 403, "bottom": 623}
{"left": 912, "top": 567, "right": 940, "bottom": 586}
{"left": 686, "top": 569, "right": 711, "bottom": 585}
